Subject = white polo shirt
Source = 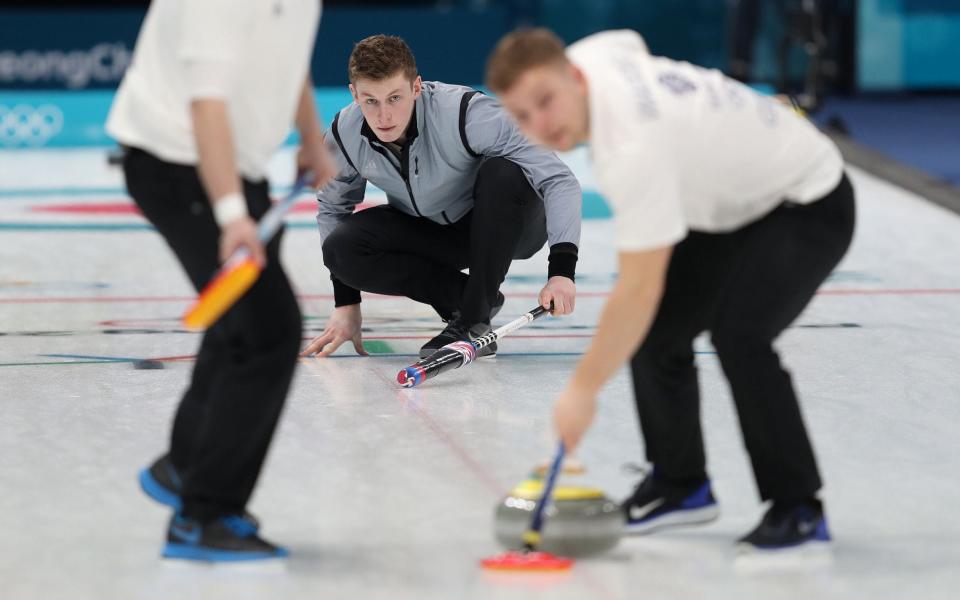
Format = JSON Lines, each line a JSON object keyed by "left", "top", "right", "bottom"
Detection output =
{"left": 567, "top": 30, "right": 844, "bottom": 252}
{"left": 106, "top": 0, "right": 321, "bottom": 181}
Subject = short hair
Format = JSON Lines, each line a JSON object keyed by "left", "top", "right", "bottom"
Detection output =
{"left": 485, "top": 27, "right": 569, "bottom": 93}
{"left": 348, "top": 34, "right": 418, "bottom": 83}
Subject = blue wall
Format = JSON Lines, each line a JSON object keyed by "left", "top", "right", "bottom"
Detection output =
{"left": 0, "top": 88, "right": 356, "bottom": 148}
{"left": 858, "top": 0, "right": 960, "bottom": 89}
{"left": 538, "top": 0, "right": 729, "bottom": 69}
{"left": 3, "top": 1, "right": 960, "bottom": 148}
{"left": 7, "top": 2, "right": 959, "bottom": 95}
{"left": 314, "top": 6, "right": 509, "bottom": 87}
{"left": 0, "top": 5, "right": 512, "bottom": 148}
{"left": 0, "top": 9, "right": 142, "bottom": 90}
{"left": 0, "top": 6, "right": 509, "bottom": 90}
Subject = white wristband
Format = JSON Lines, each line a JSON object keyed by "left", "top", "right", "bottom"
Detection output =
{"left": 213, "top": 192, "right": 248, "bottom": 227}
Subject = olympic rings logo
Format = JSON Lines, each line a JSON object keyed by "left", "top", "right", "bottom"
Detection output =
{"left": 0, "top": 104, "right": 64, "bottom": 147}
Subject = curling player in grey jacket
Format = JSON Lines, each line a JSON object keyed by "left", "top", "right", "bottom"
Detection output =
{"left": 303, "top": 35, "right": 582, "bottom": 359}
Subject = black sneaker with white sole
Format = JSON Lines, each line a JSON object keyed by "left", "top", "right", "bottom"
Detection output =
{"left": 621, "top": 470, "right": 720, "bottom": 534}
{"left": 419, "top": 319, "right": 497, "bottom": 358}
{"left": 421, "top": 292, "right": 505, "bottom": 358}
{"left": 738, "top": 498, "right": 831, "bottom": 551}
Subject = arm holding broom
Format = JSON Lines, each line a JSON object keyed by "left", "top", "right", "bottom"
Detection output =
{"left": 182, "top": 75, "right": 337, "bottom": 330}
{"left": 554, "top": 247, "right": 672, "bottom": 451}
{"left": 294, "top": 76, "right": 338, "bottom": 190}
{"left": 190, "top": 98, "right": 265, "bottom": 268}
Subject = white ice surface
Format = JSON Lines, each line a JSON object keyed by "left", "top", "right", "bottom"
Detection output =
{"left": 2, "top": 148, "right": 959, "bottom": 599}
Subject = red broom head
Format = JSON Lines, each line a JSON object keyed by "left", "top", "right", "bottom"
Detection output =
{"left": 480, "top": 550, "right": 573, "bottom": 572}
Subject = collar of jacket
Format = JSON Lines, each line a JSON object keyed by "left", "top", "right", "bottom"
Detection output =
{"left": 359, "top": 95, "right": 422, "bottom": 148}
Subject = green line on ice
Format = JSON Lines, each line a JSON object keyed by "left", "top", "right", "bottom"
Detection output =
{"left": 362, "top": 340, "right": 396, "bottom": 354}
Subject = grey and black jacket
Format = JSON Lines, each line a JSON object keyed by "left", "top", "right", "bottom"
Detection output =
{"left": 316, "top": 81, "right": 582, "bottom": 302}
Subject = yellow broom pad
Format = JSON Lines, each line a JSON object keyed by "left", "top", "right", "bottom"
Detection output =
{"left": 182, "top": 258, "right": 261, "bottom": 330}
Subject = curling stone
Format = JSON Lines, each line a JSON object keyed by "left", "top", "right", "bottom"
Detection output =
{"left": 493, "top": 478, "right": 624, "bottom": 557}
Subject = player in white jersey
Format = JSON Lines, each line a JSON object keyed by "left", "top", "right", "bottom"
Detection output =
{"left": 107, "top": 0, "right": 335, "bottom": 562}
{"left": 487, "top": 28, "right": 855, "bottom": 552}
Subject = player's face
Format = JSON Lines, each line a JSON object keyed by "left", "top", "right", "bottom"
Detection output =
{"left": 499, "top": 63, "right": 587, "bottom": 152}
{"left": 350, "top": 73, "right": 423, "bottom": 143}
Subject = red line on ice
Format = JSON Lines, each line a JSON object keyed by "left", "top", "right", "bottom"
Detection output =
{"left": 28, "top": 199, "right": 380, "bottom": 216}
{"left": 3, "top": 288, "right": 960, "bottom": 305}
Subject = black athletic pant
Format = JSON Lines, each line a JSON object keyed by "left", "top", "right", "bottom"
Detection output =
{"left": 122, "top": 148, "right": 302, "bottom": 521}
{"left": 322, "top": 157, "right": 547, "bottom": 324}
{"left": 632, "top": 173, "right": 855, "bottom": 502}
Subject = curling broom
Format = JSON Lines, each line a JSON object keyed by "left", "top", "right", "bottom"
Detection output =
{"left": 396, "top": 303, "right": 551, "bottom": 388}
{"left": 480, "top": 442, "right": 574, "bottom": 572}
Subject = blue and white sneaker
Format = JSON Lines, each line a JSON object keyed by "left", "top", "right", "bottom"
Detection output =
{"left": 621, "top": 470, "right": 720, "bottom": 534}
{"left": 139, "top": 455, "right": 259, "bottom": 530}
{"left": 737, "top": 499, "right": 831, "bottom": 551}
{"left": 162, "top": 514, "right": 288, "bottom": 562}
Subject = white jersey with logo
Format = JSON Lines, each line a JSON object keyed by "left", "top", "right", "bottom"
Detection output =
{"left": 107, "top": 0, "right": 320, "bottom": 180}
{"left": 567, "top": 30, "right": 844, "bottom": 251}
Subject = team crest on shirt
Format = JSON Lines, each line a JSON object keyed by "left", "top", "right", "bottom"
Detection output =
{"left": 657, "top": 72, "right": 697, "bottom": 95}
{"left": 612, "top": 54, "right": 658, "bottom": 120}
{"left": 703, "top": 81, "right": 722, "bottom": 108}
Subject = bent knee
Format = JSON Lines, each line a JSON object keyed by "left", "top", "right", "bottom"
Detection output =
{"left": 322, "top": 226, "right": 364, "bottom": 276}
{"left": 474, "top": 157, "right": 527, "bottom": 201}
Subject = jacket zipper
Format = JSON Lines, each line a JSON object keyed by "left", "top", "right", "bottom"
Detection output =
{"left": 399, "top": 143, "right": 422, "bottom": 217}
{"left": 367, "top": 141, "right": 423, "bottom": 217}
{"left": 402, "top": 175, "right": 421, "bottom": 217}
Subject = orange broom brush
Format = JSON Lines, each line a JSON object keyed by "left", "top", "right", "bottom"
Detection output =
{"left": 480, "top": 442, "right": 574, "bottom": 572}
{"left": 183, "top": 175, "right": 310, "bottom": 330}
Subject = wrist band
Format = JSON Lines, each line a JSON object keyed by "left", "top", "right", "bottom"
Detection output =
{"left": 213, "top": 192, "right": 248, "bottom": 226}
{"left": 548, "top": 243, "right": 579, "bottom": 282}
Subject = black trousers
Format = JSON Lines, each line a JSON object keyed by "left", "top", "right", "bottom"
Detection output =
{"left": 322, "top": 157, "right": 547, "bottom": 324}
{"left": 632, "top": 173, "right": 855, "bottom": 502}
{"left": 122, "top": 148, "right": 302, "bottom": 521}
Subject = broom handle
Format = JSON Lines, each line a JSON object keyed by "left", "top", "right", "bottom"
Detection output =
{"left": 257, "top": 174, "right": 311, "bottom": 242}
{"left": 522, "top": 442, "right": 565, "bottom": 551}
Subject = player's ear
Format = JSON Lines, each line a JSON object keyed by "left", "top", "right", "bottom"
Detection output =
{"left": 570, "top": 63, "right": 586, "bottom": 86}
{"left": 412, "top": 76, "right": 423, "bottom": 99}
{"left": 349, "top": 83, "right": 359, "bottom": 103}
